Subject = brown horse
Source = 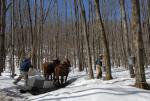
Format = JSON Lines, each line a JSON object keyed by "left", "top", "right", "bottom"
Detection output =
{"left": 55, "top": 60, "right": 71, "bottom": 85}
{"left": 42, "top": 59, "right": 60, "bottom": 80}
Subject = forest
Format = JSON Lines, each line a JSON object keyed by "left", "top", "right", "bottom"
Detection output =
{"left": 0, "top": 0, "right": 150, "bottom": 93}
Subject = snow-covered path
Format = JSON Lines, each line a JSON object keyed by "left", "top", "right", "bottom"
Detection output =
{"left": 27, "top": 68, "right": 150, "bottom": 101}
{"left": 28, "top": 77, "right": 150, "bottom": 101}
{"left": 0, "top": 68, "right": 150, "bottom": 101}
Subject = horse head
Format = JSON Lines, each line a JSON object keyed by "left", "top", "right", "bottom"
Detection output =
{"left": 53, "top": 58, "right": 61, "bottom": 66}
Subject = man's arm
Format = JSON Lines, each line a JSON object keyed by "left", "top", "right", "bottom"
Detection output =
{"left": 30, "top": 64, "right": 33, "bottom": 68}
{"left": 28, "top": 61, "right": 33, "bottom": 68}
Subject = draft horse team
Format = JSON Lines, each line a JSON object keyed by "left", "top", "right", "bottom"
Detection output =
{"left": 42, "top": 58, "right": 71, "bottom": 86}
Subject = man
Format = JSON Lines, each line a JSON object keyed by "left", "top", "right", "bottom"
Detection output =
{"left": 13, "top": 56, "right": 33, "bottom": 86}
{"left": 95, "top": 54, "right": 103, "bottom": 79}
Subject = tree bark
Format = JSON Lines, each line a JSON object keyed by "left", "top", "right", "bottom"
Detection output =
{"left": 120, "top": 0, "right": 135, "bottom": 78}
{"left": 78, "top": 0, "right": 94, "bottom": 79}
{"left": 0, "top": 0, "right": 6, "bottom": 76}
{"left": 94, "top": 0, "right": 112, "bottom": 80}
{"left": 131, "top": 0, "right": 149, "bottom": 89}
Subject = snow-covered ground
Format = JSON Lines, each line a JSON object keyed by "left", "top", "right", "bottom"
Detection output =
{"left": 0, "top": 67, "right": 150, "bottom": 101}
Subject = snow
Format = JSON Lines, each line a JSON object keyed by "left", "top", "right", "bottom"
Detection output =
{"left": 0, "top": 67, "right": 150, "bottom": 101}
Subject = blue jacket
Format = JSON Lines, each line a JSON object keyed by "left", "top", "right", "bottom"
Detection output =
{"left": 20, "top": 58, "right": 33, "bottom": 72}
{"left": 95, "top": 58, "right": 102, "bottom": 66}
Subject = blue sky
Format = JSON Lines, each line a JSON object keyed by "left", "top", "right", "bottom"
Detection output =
{"left": 5, "top": 0, "right": 133, "bottom": 25}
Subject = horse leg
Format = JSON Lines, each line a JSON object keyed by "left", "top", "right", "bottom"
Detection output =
{"left": 65, "top": 74, "right": 68, "bottom": 83}
{"left": 48, "top": 74, "right": 50, "bottom": 80}
{"left": 61, "top": 75, "right": 64, "bottom": 85}
{"left": 53, "top": 72, "right": 55, "bottom": 81}
{"left": 54, "top": 74, "right": 60, "bottom": 86}
{"left": 50, "top": 74, "right": 52, "bottom": 80}
{"left": 44, "top": 73, "right": 47, "bottom": 80}
{"left": 46, "top": 74, "right": 48, "bottom": 80}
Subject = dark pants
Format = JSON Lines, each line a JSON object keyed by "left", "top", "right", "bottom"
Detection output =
{"left": 96, "top": 65, "right": 102, "bottom": 79}
{"left": 14, "top": 71, "right": 28, "bottom": 86}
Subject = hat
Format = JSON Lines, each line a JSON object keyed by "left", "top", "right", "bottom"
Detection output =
{"left": 27, "top": 52, "right": 32, "bottom": 59}
{"left": 65, "top": 55, "right": 68, "bottom": 59}
{"left": 99, "top": 54, "right": 103, "bottom": 58}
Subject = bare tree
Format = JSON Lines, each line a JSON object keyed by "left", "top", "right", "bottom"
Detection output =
{"left": 120, "top": 0, "right": 135, "bottom": 78}
{"left": 131, "top": 0, "right": 149, "bottom": 89}
{"left": 74, "top": 0, "right": 83, "bottom": 71}
{"left": 78, "top": 0, "right": 94, "bottom": 79}
{"left": 94, "top": 0, "right": 112, "bottom": 80}
{"left": 0, "top": 0, "right": 6, "bottom": 76}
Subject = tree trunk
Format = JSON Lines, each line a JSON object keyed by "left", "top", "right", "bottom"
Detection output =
{"left": 94, "top": 0, "right": 112, "bottom": 80}
{"left": 11, "top": 0, "right": 15, "bottom": 78}
{"left": 131, "top": 0, "right": 149, "bottom": 89}
{"left": 0, "top": 0, "right": 6, "bottom": 76}
{"left": 74, "top": 0, "right": 83, "bottom": 71}
{"left": 27, "top": 0, "right": 33, "bottom": 46}
{"left": 18, "top": 0, "right": 25, "bottom": 61}
{"left": 119, "top": 0, "right": 135, "bottom": 78}
{"left": 32, "top": 0, "right": 38, "bottom": 69}
{"left": 78, "top": 0, "right": 94, "bottom": 79}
